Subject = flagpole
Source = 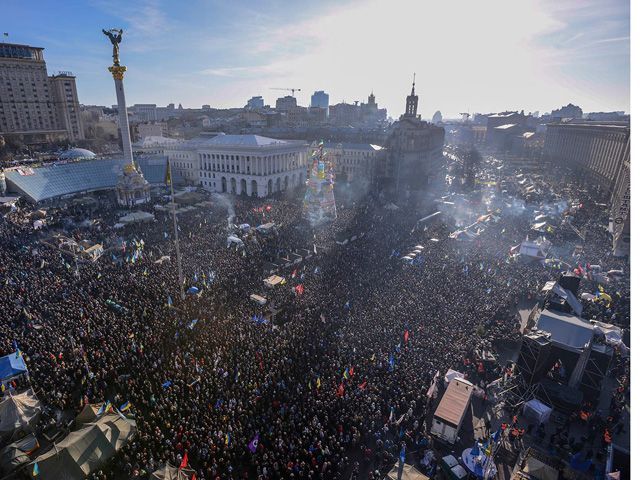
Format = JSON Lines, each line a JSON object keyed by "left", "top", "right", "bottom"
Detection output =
{"left": 168, "top": 161, "right": 185, "bottom": 300}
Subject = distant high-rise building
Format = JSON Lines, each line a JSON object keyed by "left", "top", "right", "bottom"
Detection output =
{"left": 202, "top": 104, "right": 211, "bottom": 110}
{"left": 0, "top": 42, "right": 84, "bottom": 142}
{"left": 432, "top": 110, "right": 443, "bottom": 124}
{"left": 246, "top": 96, "right": 264, "bottom": 110}
{"left": 275, "top": 96, "right": 297, "bottom": 112}
{"left": 310, "top": 90, "right": 329, "bottom": 109}
{"left": 48, "top": 72, "right": 84, "bottom": 141}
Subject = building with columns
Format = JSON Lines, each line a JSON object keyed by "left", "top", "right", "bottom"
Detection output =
{"left": 323, "top": 142, "right": 383, "bottom": 182}
{"left": 169, "top": 134, "right": 308, "bottom": 197}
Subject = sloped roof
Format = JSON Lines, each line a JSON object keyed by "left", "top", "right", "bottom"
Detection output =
{"left": 58, "top": 148, "right": 96, "bottom": 160}
{"left": 0, "top": 389, "right": 41, "bottom": 436}
{"left": 0, "top": 353, "right": 27, "bottom": 381}
{"left": 433, "top": 378, "right": 473, "bottom": 426}
{"left": 203, "top": 134, "right": 290, "bottom": 147}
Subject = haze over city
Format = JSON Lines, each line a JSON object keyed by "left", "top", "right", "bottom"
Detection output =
{"left": 3, "top": 0, "right": 630, "bottom": 117}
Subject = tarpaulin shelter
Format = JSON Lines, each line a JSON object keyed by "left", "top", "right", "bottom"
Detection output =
{"left": 150, "top": 463, "right": 196, "bottom": 480}
{"left": 0, "top": 390, "right": 42, "bottom": 440}
{"left": 523, "top": 399, "right": 552, "bottom": 424}
{"left": 30, "top": 413, "right": 136, "bottom": 480}
{"left": 0, "top": 353, "right": 28, "bottom": 385}
{"left": 74, "top": 403, "right": 103, "bottom": 426}
{"left": 0, "top": 433, "right": 39, "bottom": 474}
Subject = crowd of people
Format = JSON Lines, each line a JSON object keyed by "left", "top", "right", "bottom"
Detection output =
{"left": 0, "top": 157, "right": 630, "bottom": 480}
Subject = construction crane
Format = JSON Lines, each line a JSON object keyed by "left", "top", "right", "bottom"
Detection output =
{"left": 270, "top": 87, "right": 301, "bottom": 97}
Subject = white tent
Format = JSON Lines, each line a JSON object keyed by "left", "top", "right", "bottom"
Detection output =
{"left": 0, "top": 390, "right": 42, "bottom": 440}
{"left": 523, "top": 399, "right": 552, "bottom": 424}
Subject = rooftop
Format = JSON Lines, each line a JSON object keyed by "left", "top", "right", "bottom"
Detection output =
{"left": 433, "top": 378, "right": 473, "bottom": 426}
{"left": 5, "top": 157, "right": 180, "bottom": 203}
{"left": 533, "top": 309, "right": 594, "bottom": 351}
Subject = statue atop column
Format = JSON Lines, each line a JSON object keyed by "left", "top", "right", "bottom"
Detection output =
{"left": 102, "top": 28, "right": 123, "bottom": 66}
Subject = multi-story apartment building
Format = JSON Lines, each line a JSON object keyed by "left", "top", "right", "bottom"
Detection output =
{"left": 0, "top": 42, "right": 84, "bottom": 143}
{"left": 324, "top": 142, "right": 382, "bottom": 182}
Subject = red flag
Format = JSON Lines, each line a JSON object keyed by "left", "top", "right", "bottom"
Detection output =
{"left": 337, "top": 382, "right": 345, "bottom": 397}
{"left": 180, "top": 451, "right": 188, "bottom": 469}
{"left": 191, "top": 475, "right": 197, "bottom": 480}
{"left": 291, "top": 269, "right": 297, "bottom": 278}
{"left": 295, "top": 284, "right": 304, "bottom": 295}
{"left": 358, "top": 380, "right": 367, "bottom": 390}
{"left": 349, "top": 366, "right": 355, "bottom": 377}
{"left": 403, "top": 330, "right": 409, "bottom": 344}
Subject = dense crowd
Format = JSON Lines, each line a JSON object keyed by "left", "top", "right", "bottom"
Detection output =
{"left": 0, "top": 161, "right": 630, "bottom": 479}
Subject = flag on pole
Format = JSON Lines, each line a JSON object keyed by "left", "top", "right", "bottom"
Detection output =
{"left": 248, "top": 433, "right": 259, "bottom": 453}
{"left": 399, "top": 445, "right": 406, "bottom": 464}
{"left": 179, "top": 451, "right": 188, "bottom": 469}
{"left": 120, "top": 401, "right": 131, "bottom": 412}
{"left": 32, "top": 462, "right": 39, "bottom": 477}
{"left": 404, "top": 329, "right": 409, "bottom": 344}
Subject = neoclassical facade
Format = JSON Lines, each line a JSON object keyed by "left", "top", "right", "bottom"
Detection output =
{"left": 116, "top": 163, "right": 151, "bottom": 207}
{"left": 169, "top": 134, "right": 308, "bottom": 197}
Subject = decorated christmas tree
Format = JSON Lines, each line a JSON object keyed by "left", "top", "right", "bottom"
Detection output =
{"left": 303, "top": 141, "right": 337, "bottom": 226}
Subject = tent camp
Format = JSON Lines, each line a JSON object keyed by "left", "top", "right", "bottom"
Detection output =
{"left": 518, "top": 237, "right": 551, "bottom": 260}
{"left": 150, "top": 463, "right": 196, "bottom": 480}
{"left": 0, "top": 353, "right": 28, "bottom": 387}
{"left": 30, "top": 413, "right": 136, "bottom": 480}
{"left": 0, "top": 390, "right": 42, "bottom": 440}
{"left": 523, "top": 399, "right": 552, "bottom": 425}
{"left": 0, "top": 433, "right": 39, "bottom": 475}
{"left": 74, "top": 403, "right": 103, "bottom": 426}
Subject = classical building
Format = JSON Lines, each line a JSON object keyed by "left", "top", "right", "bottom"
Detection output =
{"left": 169, "top": 134, "right": 307, "bottom": 197}
{"left": 378, "top": 79, "right": 444, "bottom": 195}
{"left": 129, "top": 103, "right": 157, "bottom": 122}
{"left": 0, "top": 43, "right": 84, "bottom": 143}
{"left": 543, "top": 121, "right": 630, "bottom": 196}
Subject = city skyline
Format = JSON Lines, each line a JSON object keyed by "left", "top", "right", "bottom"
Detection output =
{"left": 3, "top": 0, "right": 630, "bottom": 118}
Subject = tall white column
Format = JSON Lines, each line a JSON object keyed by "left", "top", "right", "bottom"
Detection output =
{"left": 109, "top": 65, "right": 134, "bottom": 164}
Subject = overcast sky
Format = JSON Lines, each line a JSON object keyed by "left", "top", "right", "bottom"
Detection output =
{"left": 4, "top": 0, "right": 630, "bottom": 118}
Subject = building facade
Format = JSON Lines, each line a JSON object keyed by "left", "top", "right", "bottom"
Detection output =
{"left": 48, "top": 72, "right": 84, "bottom": 141}
{"left": 379, "top": 80, "right": 445, "bottom": 194}
{"left": 0, "top": 43, "right": 84, "bottom": 143}
{"left": 129, "top": 104, "right": 157, "bottom": 122}
{"left": 543, "top": 122, "right": 630, "bottom": 196}
{"left": 168, "top": 134, "right": 308, "bottom": 197}
{"left": 136, "top": 121, "right": 168, "bottom": 140}
{"left": 608, "top": 143, "right": 630, "bottom": 256}
{"left": 324, "top": 142, "right": 382, "bottom": 182}
{"left": 246, "top": 96, "right": 264, "bottom": 110}
{"left": 275, "top": 96, "right": 297, "bottom": 112}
